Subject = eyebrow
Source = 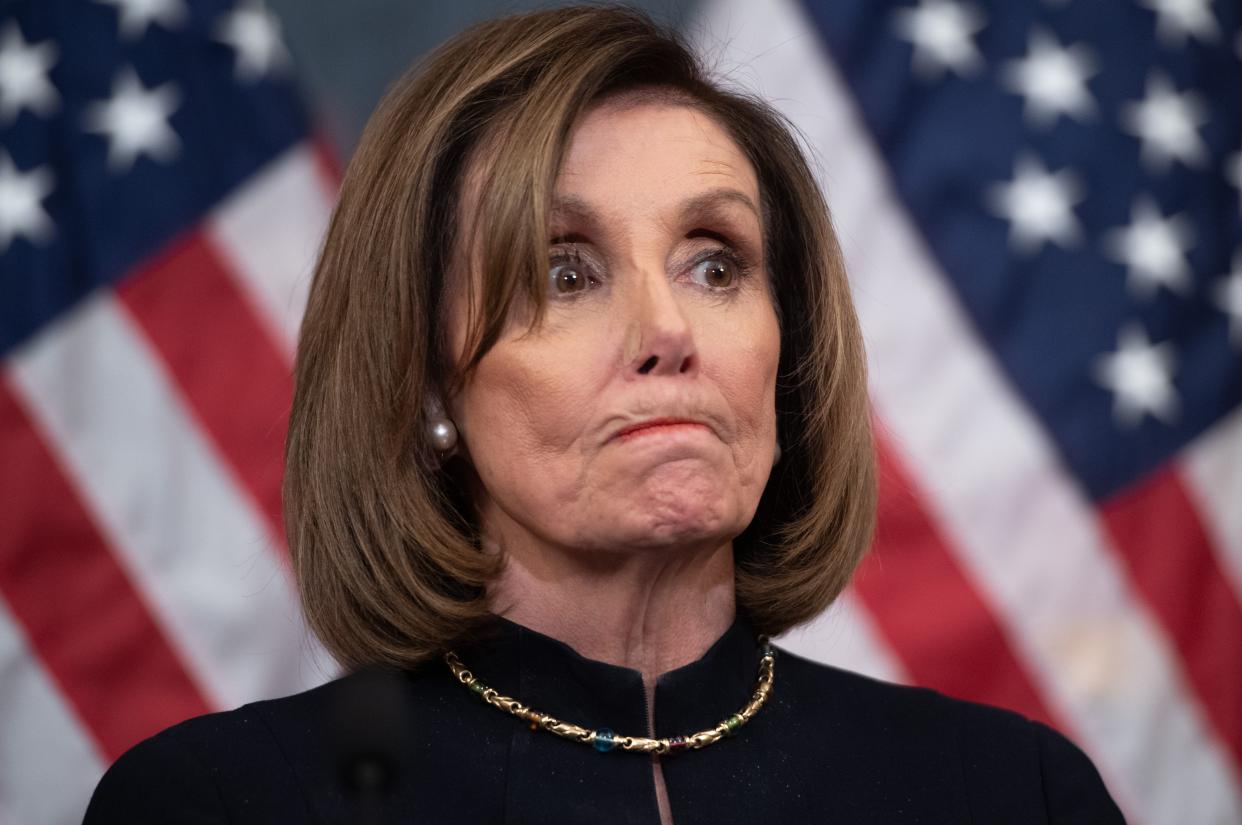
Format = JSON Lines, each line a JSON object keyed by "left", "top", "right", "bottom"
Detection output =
{"left": 679, "top": 188, "right": 761, "bottom": 221}
{"left": 549, "top": 187, "right": 761, "bottom": 238}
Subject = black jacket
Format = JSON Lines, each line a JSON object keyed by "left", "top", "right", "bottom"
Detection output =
{"left": 83, "top": 615, "right": 1125, "bottom": 824}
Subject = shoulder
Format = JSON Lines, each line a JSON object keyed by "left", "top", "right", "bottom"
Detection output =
{"left": 772, "top": 645, "right": 1030, "bottom": 743}
{"left": 82, "top": 697, "right": 310, "bottom": 824}
{"left": 771, "top": 646, "right": 1126, "bottom": 823}
{"left": 83, "top": 668, "right": 439, "bottom": 825}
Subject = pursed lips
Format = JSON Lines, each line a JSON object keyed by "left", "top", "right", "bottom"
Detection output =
{"left": 610, "top": 417, "right": 714, "bottom": 441}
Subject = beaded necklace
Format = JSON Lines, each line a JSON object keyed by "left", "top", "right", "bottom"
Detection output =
{"left": 444, "top": 637, "right": 775, "bottom": 755}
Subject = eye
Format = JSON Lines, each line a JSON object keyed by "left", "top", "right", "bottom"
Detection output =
{"left": 689, "top": 255, "right": 739, "bottom": 289}
{"left": 549, "top": 262, "right": 592, "bottom": 295}
{"left": 547, "top": 244, "right": 604, "bottom": 298}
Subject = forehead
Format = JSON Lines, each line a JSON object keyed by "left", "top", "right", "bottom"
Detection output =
{"left": 554, "top": 98, "right": 759, "bottom": 210}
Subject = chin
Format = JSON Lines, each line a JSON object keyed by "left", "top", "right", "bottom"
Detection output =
{"left": 587, "top": 497, "right": 745, "bottom": 551}
{"left": 544, "top": 463, "right": 760, "bottom": 552}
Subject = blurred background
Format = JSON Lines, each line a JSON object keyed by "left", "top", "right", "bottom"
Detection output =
{"left": 264, "top": 0, "right": 699, "bottom": 152}
{"left": 1, "top": 0, "right": 1239, "bottom": 823}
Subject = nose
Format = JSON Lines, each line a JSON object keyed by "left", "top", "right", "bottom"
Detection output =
{"left": 625, "top": 273, "right": 698, "bottom": 378}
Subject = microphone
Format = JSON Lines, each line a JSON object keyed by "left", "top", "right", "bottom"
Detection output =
{"left": 327, "top": 665, "right": 414, "bottom": 825}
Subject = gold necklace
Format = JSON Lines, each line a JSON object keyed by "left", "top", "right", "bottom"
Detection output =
{"left": 444, "top": 637, "right": 776, "bottom": 755}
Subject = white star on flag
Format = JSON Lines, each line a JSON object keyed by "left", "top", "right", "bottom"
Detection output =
{"left": 1093, "top": 323, "right": 1180, "bottom": 427}
{"left": 892, "top": 0, "right": 986, "bottom": 80}
{"left": 1213, "top": 252, "right": 1242, "bottom": 348}
{"left": 83, "top": 68, "right": 182, "bottom": 172}
{"left": 1120, "top": 71, "right": 1209, "bottom": 171}
{"left": 1139, "top": 0, "right": 1220, "bottom": 46}
{"left": 1001, "top": 28, "right": 1097, "bottom": 127}
{"left": 0, "top": 150, "right": 55, "bottom": 252}
{"left": 93, "top": 0, "right": 188, "bottom": 41}
{"left": 0, "top": 23, "right": 60, "bottom": 124}
{"left": 986, "top": 154, "right": 1084, "bottom": 254}
{"left": 214, "top": 1, "right": 290, "bottom": 82}
{"left": 1104, "top": 197, "right": 1194, "bottom": 298}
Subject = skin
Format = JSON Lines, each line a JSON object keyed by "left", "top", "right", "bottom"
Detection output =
{"left": 446, "top": 98, "right": 781, "bottom": 822}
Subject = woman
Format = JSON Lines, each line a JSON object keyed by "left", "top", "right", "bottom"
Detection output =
{"left": 84, "top": 6, "right": 1124, "bottom": 824}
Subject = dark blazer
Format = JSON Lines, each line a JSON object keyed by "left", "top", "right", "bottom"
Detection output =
{"left": 83, "top": 615, "right": 1125, "bottom": 824}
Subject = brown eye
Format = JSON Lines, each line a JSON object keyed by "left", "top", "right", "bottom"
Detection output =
{"left": 549, "top": 264, "right": 589, "bottom": 294}
{"left": 691, "top": 256, "right": 736, "bottom": 289}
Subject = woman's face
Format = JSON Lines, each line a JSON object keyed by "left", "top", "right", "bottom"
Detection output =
{"left": 450, "top": 100, "right": 781, "bottom": 556}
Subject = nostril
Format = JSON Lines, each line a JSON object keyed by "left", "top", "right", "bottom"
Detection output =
{"left": 678, "top": 355, "right": 695, "bottom": 374}
{"left": 638, "top": 356, "right": 658, "bottom": 374}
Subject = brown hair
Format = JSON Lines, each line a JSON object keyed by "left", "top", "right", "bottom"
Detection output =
{"left": 285, "top": 4, "right": 876, "bottom": 669}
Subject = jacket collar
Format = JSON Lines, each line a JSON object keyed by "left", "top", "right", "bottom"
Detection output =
{"left": 455, "top": 613, "right": 763, "bottom": 740}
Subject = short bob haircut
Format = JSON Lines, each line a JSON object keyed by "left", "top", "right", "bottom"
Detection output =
{"left": 286, "top": 4, "right": 875, "bottom": 669}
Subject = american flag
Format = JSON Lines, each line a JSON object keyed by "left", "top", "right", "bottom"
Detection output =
{"left": 708, "top": 0, "right": 1242, "bottom": 821}
{"left": 1, "top": 0, "right": 1239, "bottom": 822}
{"left": 0, "top": 1, "right": 335, "bottom": 822}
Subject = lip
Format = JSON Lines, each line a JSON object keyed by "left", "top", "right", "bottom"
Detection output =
{"left": 611, "top": 418, "right": 712, "bottom": 441}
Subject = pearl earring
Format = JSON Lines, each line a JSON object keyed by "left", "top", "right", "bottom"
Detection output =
{"left": 425, "top": 396, "right": 458, "bottom": 453}
{"left": 429, "top": 417, "right": 458, "bottom": 452}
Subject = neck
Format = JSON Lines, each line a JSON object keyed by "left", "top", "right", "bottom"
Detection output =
{"left": 483, "top": 512, "right": 736, "bottom": 686}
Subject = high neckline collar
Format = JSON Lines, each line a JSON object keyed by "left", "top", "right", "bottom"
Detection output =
{"left": 453, "top": 613, "right": 763, "bottom": 739}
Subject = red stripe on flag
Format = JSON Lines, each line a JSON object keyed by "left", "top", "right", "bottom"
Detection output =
{"left": 312, "top": 131, "right": 344, "bottom": 190}
{"left": 857, "top": 431, "right": 1058, "bottom": 727}
{"left": 1100, "top": 467, "right": 1242, "bottom": 772}
{"left": 116, "top": 233, "right": 293, "bottom": 548}
{"left": 0, "top": 380, "right": 213, "bottom": 760}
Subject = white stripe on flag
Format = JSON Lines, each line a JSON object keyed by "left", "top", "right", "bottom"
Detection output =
{"left": 8, "top": 292, "right": 333, "bottom": 712}
{"left": 778, "top": 590, "right": 909, "bottom": 684}
{"left": 691, "top": 0, "right": 1242, "bottom": 822}
{"left": 1182, "top": 406, "right": 1242, "bottom": 602}
{"left": 207, "top": 143, "right": 335, "bottom": 355}
{"left": 0, "top": 599, "right": 104, "bottom": 825}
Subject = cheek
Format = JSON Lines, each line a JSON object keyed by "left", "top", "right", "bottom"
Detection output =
{"left": 702, "top": 304, "right": 781, "bottom": 442}
{"left": 459, "top": 365, "right": 561, "bottom": 460}
{"left": 452, "top": 325, "right": 606, "bottom": 476}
